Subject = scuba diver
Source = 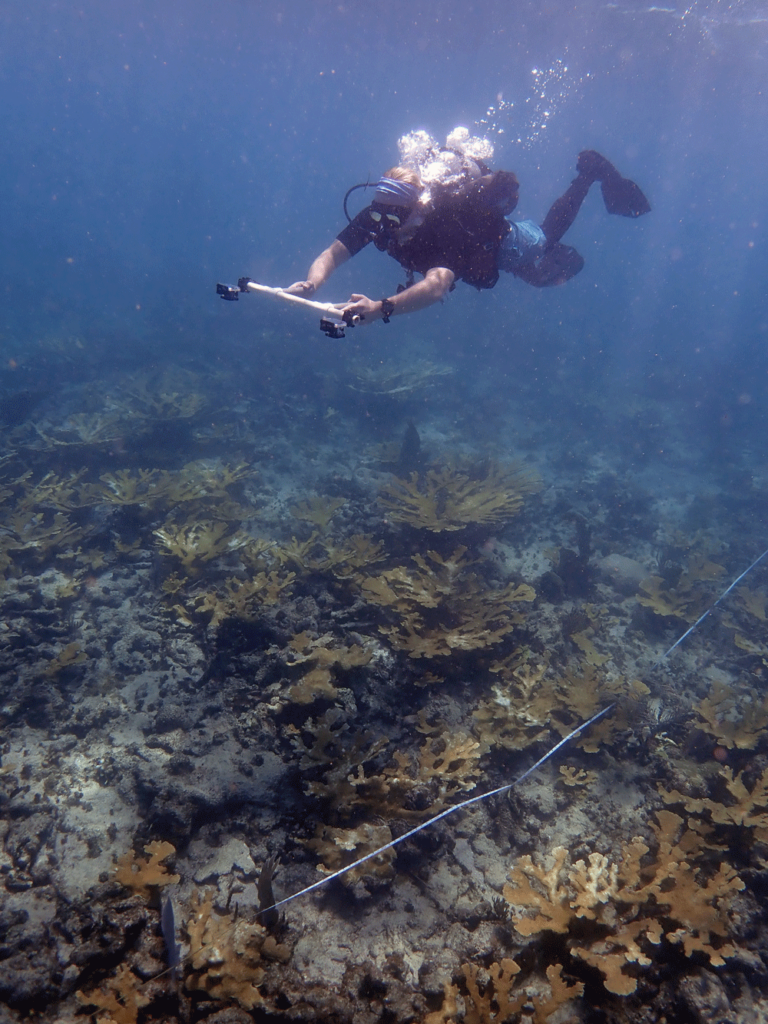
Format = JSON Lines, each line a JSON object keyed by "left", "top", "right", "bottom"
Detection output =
{"left": 285, "top": 135, "right": 650, "bottom": 325}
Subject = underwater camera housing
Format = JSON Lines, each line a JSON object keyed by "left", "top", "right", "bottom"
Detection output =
{"left": 319, "top": 316, "right": 348, "bottom": 339}
{"left": 216, "top": 282, "right": 241, "bottom": 301}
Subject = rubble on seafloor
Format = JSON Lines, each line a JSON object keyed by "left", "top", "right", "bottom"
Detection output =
{"left": 1, "top": 352, "right": 768, "bottom": 1024}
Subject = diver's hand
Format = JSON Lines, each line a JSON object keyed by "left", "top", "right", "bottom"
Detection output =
{"left": 335, "top": 293, "right": 382, "bottom": 324}
{"left": 284, "top": 280, "right": 317, "bottom": 297}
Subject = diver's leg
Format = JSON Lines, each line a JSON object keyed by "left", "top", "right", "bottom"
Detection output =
{"left": 540, "top": 171, "right": 592, "bottom": 247}
{"left": 540, "top": 151, "right": 650, "bottom": 247}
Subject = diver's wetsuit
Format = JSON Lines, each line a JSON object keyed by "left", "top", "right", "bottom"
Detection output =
{"left": 336, "top": 153, "right": 650, "bottom": 293}
{"left": 337, "top": 176, "right": 513, "bottom": 291}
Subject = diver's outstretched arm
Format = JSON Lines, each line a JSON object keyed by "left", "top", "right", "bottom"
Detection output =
{"left": 336, "top": 267, "right": 455, "bottom": 324}
{"left": 285, "top": 239, "right": 351, "bottom": 297}
{"left": 541, "top": 150, "right": 650, "bottom": 248}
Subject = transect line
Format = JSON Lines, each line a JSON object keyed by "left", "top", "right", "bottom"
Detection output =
{"left": 653, "top": 544, "right": 768, "bottom": 666}
{"left": 258, "top": 704, "right": 614, "bottom": 918}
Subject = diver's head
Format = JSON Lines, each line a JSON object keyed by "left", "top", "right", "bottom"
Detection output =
{"left": 370, "top": 166, "right": 423, "bottom": 228}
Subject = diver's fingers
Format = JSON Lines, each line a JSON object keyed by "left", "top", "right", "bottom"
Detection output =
{"left": 284, "top": 281, "right": 316, "bottom": 296}
{"left": 333, "top": 294, "right": 365, "bottom": 310}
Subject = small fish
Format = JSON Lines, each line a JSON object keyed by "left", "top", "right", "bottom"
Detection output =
{"left": 161, "top": 894, "right": 181, "bottom": 979}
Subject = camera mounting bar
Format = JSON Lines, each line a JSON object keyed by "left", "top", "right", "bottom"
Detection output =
{"left": 216, "top": 278, "right": 362, "bottom": 338}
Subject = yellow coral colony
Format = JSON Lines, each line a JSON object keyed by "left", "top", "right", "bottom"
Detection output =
{"left": 379, "top": 461, "right": 539, "bottom": 532}
{"left": 503, "top": 810, "right": 744, "bottom": 996}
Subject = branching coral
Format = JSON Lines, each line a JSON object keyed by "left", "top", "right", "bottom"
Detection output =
{"left": 347, "top": 359, "right": 454, "bottom": 396}
{"left": 638, "top": 550, "right": 725, "bottom": 622}
{"left": 274, "top": 530, "right": 385, "bottom": 579}
{"left": 153, "top": 520, "right": 249, "bottom": 570}
{"left": 362, "top": 548, "right": 535, "bottom": 658}
{"left": 14, "top": 469, "right": 89, "bottom": 510}
{"left": 473, "top": 653, "right": 555, "bottom": 753}
{"left": 379, "top": 461, "right": 538, "bottom": 532}
{"left": 734, "top": 586, "right": 767, "bottom": 622}
{"left": 114, "top": 841, "right": 180, "bottom": 897}
{"left": 76, "top": 963, "right": 150, "bottom": 1024}
{"left": 304, "top": 822, "right": 396, "bottom": 884}
{"left": 294, "top": 707, "right": 482, "bottom": 821}
{"left": 124, "top": 369, "right": 208, "bottom": 420}
{"left": 427, "top": 960, "right": 583, "bottom": 1024}
{"left": 502, "top": 811, "right": 744, "bottom": 995}
{"left": 473, "top": 654, "right": 631, "bottom": 756}
{"left": 284, "top": 631, "right": 372, "bottom": 704}
{"left": 290, "top": 495, "right": 346, "bottom": 531}
{"left": 184, "top": 890, "right": 290, "bottom": 1010}
{"left": 39, "top": 410, "right": 123, "bottom": 447}
{"left": 189, "top": 570, "right": 296, "bottom": 627}
{"left": 693, "top": 679, "right": 768, "bottom": 749}
{"left": 44, "top": 642, "right": 87, "bottom": 676}
{"left": 660, "top": 765, "right": 768, "bottom": 835}
{"left": 3, "top": 509, "right": 85, "bottom": 561}
{"left": 92, "top": 461, "right": 251, "bottom": 507}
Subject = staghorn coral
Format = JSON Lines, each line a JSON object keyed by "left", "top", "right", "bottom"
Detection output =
{"left": 379, "top": 461, "right": 538, "bottom": 532}
{"left": 114, "top": 840, "right": 180, "bottom": 897}
{"left": 502, "top": 811, "right": 744, "bottom": 995}
{"left": 362, "top": 548, "right": 535, "bottom": 658}
{"left": 184, "top": 890, "right": 290, "bottom": 1010}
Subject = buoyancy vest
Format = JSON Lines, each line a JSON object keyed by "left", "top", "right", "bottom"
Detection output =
{"left": 386, "top": 170, "right": 520, "bottom": 290}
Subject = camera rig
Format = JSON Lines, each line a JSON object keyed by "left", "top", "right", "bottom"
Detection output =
{"left": 216, "top": 278, "right": 362, "bottom": 339}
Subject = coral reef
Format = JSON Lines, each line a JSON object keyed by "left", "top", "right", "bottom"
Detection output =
{"left": 2, "top": 345, "right": 768, "bottom": 1024}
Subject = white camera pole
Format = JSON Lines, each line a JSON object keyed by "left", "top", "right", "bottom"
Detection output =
{"left": 216, "top": 277, "right": 361, "bottom": 337}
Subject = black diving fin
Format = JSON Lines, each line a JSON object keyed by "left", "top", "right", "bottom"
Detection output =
{"left": 600, "top": 174, "right": 651, "bottom": 218}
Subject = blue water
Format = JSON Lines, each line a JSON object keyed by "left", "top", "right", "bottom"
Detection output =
{"left": 4, "top": 1, "right": 767, "bottom": 406}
